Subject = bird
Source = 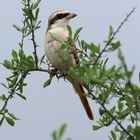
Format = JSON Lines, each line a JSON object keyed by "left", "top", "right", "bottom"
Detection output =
{"left": 45, "top": 10, "right": 94, "bottom": 120}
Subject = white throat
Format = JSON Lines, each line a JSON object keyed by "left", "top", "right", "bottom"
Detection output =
{"left": 51, "top": 19, "right": 69, "bottom": 30}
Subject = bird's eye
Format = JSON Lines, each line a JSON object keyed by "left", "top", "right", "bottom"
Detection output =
{"left": 56, "top": 13, "right": 70, "bottom": 19}
{"left": 50, "top": 12, "right": 70, "bottom": 26}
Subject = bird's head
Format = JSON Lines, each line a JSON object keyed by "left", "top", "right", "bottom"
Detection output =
{"left": 47, "top": 10, "right": 77, "bottom": 30}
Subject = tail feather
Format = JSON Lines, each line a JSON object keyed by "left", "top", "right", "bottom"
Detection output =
{"left": 78, "top": 84, "right": 94, "bottom": 120}
{"left": 69, "top": 77, "right": 94, "bottom": 120}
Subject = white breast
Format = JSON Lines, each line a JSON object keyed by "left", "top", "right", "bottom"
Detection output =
{"left": 45, "top": 27, "right": 74, "bottom": 71}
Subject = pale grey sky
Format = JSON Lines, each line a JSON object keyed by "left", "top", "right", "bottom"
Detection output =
{"left": 0, "top": 0, "right": 140, "bottom": 140}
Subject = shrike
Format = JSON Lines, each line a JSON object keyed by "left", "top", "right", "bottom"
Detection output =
{"left": 45, "top": 10, "right": 94, "bottom": 120}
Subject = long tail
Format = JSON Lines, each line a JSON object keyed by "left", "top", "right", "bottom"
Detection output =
{"left": 68, "top": 77, "right": 94, "bottom": 120}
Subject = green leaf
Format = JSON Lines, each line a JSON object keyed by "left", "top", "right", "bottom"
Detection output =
{"left": 73, "top": 27, "right": 83, "bottom": 41}
{"left": 111, "top": 131, "right": 116, "bottom": 140}
{"left": 125, "top": 95, "right": 133, "bottom": 107}
{"left": 49, "top": 32, "right": 63, "bottom": 43}
{"left": 1, "top": 83, "right": 8, "bottom": 88}
{"left": 110, "top": 106, "right": 116, "bottom": 114}
{"left": 0, "top": 116, "right": 5, "bottom": 126}
{"left": 8, "top": 76, "right": 18, "bottom": 88}
{"left": 119, "top": 109, "right": 129, "bottom": 119}
{"left": 134, "top": 126, "right": 140, "bottom": 139}
{"left": 35, "top": 20, "right": 41, "bottom": 28}
{"left": 91, "top": 43, "right": 100, "bottom": 54}
{"left": 22, "top": 7, "right": 34, "bottom": 19}
{"left": 8, "top": 113, "right": 20, "bottom": 120}
{"left": 67, "top": 25, "right": 72, "bottom": 39}
{"left": 33, "top": 0, "right": 41, "bottom": 9}
{"left": 108, "top": 25, "right": 113, "bottom": 39}
{"left": 118, "top": 100, "right": 124, "bottom": 111}
{"left": 52, "top": 131, "right": 57, "bottom": 140}
{"left": 19, "top": 49, "right": 25, "bottom": 59}
{"left": 13, "top": 24, "right": 22, "bottom": 32}
{"left": 5, "top": 117, "right": 15, "bottom": 126}
{"left": 63, "top": 50, "right": 71, "bottom": 63}
{"left": 107, "top": 41, "right": 121, "bottom": 52}
{"left": 12, "top": 50, "right": 18, "bottom": 59}
{"left": 39, "top": 54, "right": 46, "bottom": 66}
{"left": 3, "top": 60, "right": 13, "bottom": 69}
{"left": 92, "top": 125, "right": 101, "bottom": 130}
{"left": 59, "top": 124, "right": 67, "bottom": 139}
{"left": 139, "top": 72, "right": 140, "bottom": 82}
{"left": 35, "top": 8, "right": 39, "bottom": 20}
{"left": 0, "top": 94, "right": 7, "bottom": 101}
{"left": 16, "top": 93, "right": 26, "bottom": 100}
{"left": 118, "top": 49, "right": 124, "bottom": 62}
{"left": 43, "top": 78, "right": 52, "bottom": 88}
{"left": 99, "top": 108, "right": 105, "bottom": 116}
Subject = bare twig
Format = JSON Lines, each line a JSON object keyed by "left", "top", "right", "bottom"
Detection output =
{"left": 94, "top": 7, "right": 136, "bottom": 66}
{"left": 27, "top": 0, "right": 38, "bottom": 68}
{"left": 32, "top": 68, "right": 58, "bottom": 75}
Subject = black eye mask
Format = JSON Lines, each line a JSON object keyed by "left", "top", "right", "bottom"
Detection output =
{"left": 50, "top": 13, "right": 70, "bottom": 26}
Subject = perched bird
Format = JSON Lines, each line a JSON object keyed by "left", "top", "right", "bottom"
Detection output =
{"left": 45, "top": 10, "right": 94, "bottom": 120}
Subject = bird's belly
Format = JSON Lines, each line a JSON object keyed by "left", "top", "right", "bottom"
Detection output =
{"left": 45, "top": 41, "right": 70, "bottom": 71}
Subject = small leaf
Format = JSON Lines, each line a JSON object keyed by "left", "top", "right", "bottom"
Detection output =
{"left": 16, "top": 93, "right": 26, "bottom": 100}
{"left": 12, "top": 50, "right": 18, "bottom": 59}
{"left": 39, "top": 54, "right": 46, "bottom": 66}
{"left": 43, "top": 78, "right": 52, "bottom": 88}
{"left": 49, "top": 32, "right": 63, "bottom": 43}
{"left": 0, "top": 116, "right": 5, "bottom": 126}
{"left": 118, "top": 100, "right": 124, "bottom": 111}
{"left": 125, "top": 95, "right": 133, "bottom": 107}
{"left": 111, "top": 131, "right": 116, "bottom": 140}
{"left": 3, "top": 60, "right": 13, "bottom": 69}
{"left": 139, "top": 72, "right": 140, "bottom": 82}
{"left": 35, "top": 8, "right": 39, "bottom": 20}
{"left": 5, "top": 117, "right": 15, "bottom": 126}
{"left": 33, "top": 0, "right": 41, "bottom": 9}
{"left": 13, "top": 24, "right": 22, "bottom": 32}
{"left": 0, "top": 94, "right": 7, "bottom": 101}
{"left": 8, "top": 113, "right": 20, "bottom": 120}
{"left": 91, "top": 43, "right": 100, "bottom": 54}
{"left": 119, "top": 109, "right": 129, "bottom": 119}
{"left": 108, "top": 25, "right": 113, "bottom": 39}
{"left": 67, "top": 25, "right": 72, "bottom": 39}
{"left": 99, "top": 108, "right": 105, "bottom": 116}
{"left": 73, "top": 27, "right": 83, "bottom": 41}
{"left": 52, "top": 131, "right": 57, "bottom": 140}
{"left": 1, "top": 83, "right": 8, "bottom": 88}
{"left": 134, "top": 126, "right": 140, "bottom": 139}
{"left": 92, "top": 125, "right": 101, "bottom": 130}
{"left": 118, "top": 49, "right": 124, "bottom": 62}
{"left": 22, "top": 7, "right": 34, "bottom": 19}
{"left": 107, "top": 41, "right": 121, "bottom": 52}
{"left": 63, "top": 50, "right": 71, "bottom": 63}
{"left": 59, "top": 124, "right": 67, "bottom": 139}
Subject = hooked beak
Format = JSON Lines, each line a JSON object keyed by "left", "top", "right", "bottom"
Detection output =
{"left": 66, "top": 13, "right": 77, "bottom": 20}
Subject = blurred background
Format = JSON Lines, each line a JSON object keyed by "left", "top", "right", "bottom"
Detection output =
{"left": 0, "top": 0, "right": 140, "bottom": 139}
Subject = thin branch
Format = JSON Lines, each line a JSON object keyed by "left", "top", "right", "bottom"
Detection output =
{"left": 32, "top": 68, "right": 57, "bottom": 75}
{"left": 87, "top": 89, "right": 133, "bottom": 138}
{"left": 94, "top": 7, "right": 136, "bottom": 66}
{"left": 0, "top": 73, "right": 27, "bottom": 113}
{"left": 0, "top": 15, "right": 28, "bottom": 114}
{"left": 27, "top": 0, "right": 38, "bottom": 68}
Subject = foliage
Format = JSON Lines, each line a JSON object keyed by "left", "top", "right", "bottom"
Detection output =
{"left": 0, "top": 0, "right": 139, "bottom": 140}
{"left": 51, "top": 124, "right": 71, "bottom": 140}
